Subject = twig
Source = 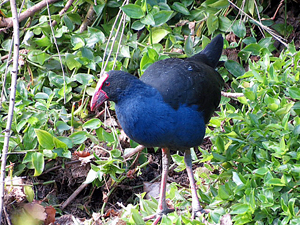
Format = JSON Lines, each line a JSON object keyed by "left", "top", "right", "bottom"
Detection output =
{"left": 79, "top": 4, "right": 95, "bottom": 33}
{"left": 61, "top": 183, "right": 89, "bottom": 209}
{"left": 221, "top": 91, "right": 244, "bottom": 98}
{"left": 51, "top": 0, "right": 75, "bottom": 27}
{"left": 123, "top": 145, "right": 145, "bottom": 159}
{"left": 3, "top": 206, "right": 12, "bottom": 225}
{"left": 41, "top": 160, "right": 81, "bottom": 175}
{"left": 45, "top": 0, "right": 67, "bottom": 103}
{"left": 262, "top": 0, "right": 284, "bottom": 21}
{"left": 228, "top": 0, "right": 288, "bottom": 48}
{"left": 0, "top": 0, "right": 60, "bottom": 30}
{"left": 100, "top": 0, "right": 128, "bottom": 74}
{"left": 0, "top": 0, "right": 19, "bottom": 219}
{"left": 0, "top": 0, "right": 25, "bottom": 106}
{"left": 112, "top": 12, "right": 126, "bottom": 69}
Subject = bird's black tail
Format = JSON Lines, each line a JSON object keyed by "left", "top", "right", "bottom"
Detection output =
{"left": 189, "top": 34, "right": 223, "bottom": 69}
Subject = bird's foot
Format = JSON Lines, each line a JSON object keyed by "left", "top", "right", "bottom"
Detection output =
{"left": 192, "top": 207, "right": 206, "bottom": 219}
{"left": 192, "top": 208, "right": 210, "bottom": 224}
{"left": 143, "top": 208, "right": 175, "bottom": 225}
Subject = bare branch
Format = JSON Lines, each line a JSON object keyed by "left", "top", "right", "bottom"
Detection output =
{"left": 228, "top": 0, "right": 288, "bottom": 47}
{"left": 0, "top": 0, "right": 20, "bottom": 219}
{"left": 79, "top": 4, "right": 95, "bottom": 33}
{"left": 0, "top": 0, "right": 60, "bottom": 30}
{"left": 51, "top": 0, "right": 75, "bottom": 27}
{"left": 46, "top": 0, "right": 67, "bottom": 103}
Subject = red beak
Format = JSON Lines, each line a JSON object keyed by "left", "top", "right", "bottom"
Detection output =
{"left": 90, "top": 73, "right": 109, "bottom": 111}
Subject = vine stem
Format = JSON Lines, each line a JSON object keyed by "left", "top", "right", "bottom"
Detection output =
{"left": 0, "top": 0, "right": 19, "bottom": 219}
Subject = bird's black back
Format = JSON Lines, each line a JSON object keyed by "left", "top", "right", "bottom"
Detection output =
{"left": 140, "top": 34, "right": 224, "bottom": 124}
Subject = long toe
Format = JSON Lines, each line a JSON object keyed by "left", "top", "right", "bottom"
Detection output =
{"left": 143, "top": 208, "right": 175, "bottom": 224}
{"left": 192, "top": 208, "right": 209, "bottom": 224}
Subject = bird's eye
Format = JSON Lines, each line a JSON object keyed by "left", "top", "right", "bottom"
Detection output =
{"left": 105, "top": 81, "right": 110, "bottom": 86}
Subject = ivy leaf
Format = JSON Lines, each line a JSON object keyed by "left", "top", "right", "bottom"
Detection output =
{"left": 288, "top": 87, "right": 300, "bottom": 100}
{"left": 35, "top": 129, "right": 55, "bottom": 150}
{"left": 122, "top": 4, "right": 144, "bottom": 19}
{"left": 172, "top": 2, "right": 190, "bottom": 15}
{"left": 83, "top": 118, "right": 102, "bottom": 129}
{"left": 32, "top": 152, "right": 44, "bottom": 176}
{"left": 150, "top": 28, "right": 170, "bottom": 44}
{"left": 153, "top": 10, "right": 173, "bottom": 26}
{"left": 232, "top": 20, "right": 246, "bottom": 38}
{"left": 225, "top": 60, "right": 245, "bottom": 77}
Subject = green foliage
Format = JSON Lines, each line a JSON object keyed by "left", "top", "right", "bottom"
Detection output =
{"left": 204, "top": 42, "right": 300, "bottom": 224}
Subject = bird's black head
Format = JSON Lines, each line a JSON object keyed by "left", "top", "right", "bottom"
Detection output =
{"left": 90, "top": 70, "right": 137, "bottom": 111}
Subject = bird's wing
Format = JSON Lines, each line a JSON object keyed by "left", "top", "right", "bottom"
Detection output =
{"left": 140, "top": 58, "right": 223, "bottom": 124}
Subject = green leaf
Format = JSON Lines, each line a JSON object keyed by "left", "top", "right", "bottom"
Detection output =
{"left": 140, "top": 14, "right": 155, "bottom": 26}
{"left": 207, "top": 13, "right": 219, "bottom": 35}
{"left": 35, "top": 129, "right": 55, "bottom": 150}
{"left": 232, "top": 172, "right": 244, "bottom": 186}
{"left": 94, "top": 3, "right": 105, "bottom": 16}
{"left": 215, "top": 136, "right": 225, "bottom": 152}
{"left": 87, "top": 27, "right": 106, "bottom": 46}
{"left": 32, "top": 152, "right": 44, "bottom": 176}
{"left": 65, "top": 53, "right": 82, "bottom": 70}
{"left": 231, "top": 203, "right": 250, "bottom": 214}
{"left": 206, "top": 0, "right": 229, "bottom": 8}
{"left": 288, "top": 87, "right": 300, "bottom": 100}
{"left": 83, "top": 118, "right": 102, "bottom": 129}
{"left": 71, "top": 36, "right": 85, "bottom": 50}
{"left": 266, "top": 178, "right": 285, "bottom": 186}
{"left": 254, "top": 167, "right": 269, "bottom": 175}
{"left": 218, "top": 185, "right": 230, "bottom": 200}
{"left": 24, "top": 185, "right": 34, "bottom": 202}
{"left": 219, "top": 16, "right": 232, "bottom": 32}
{"left": 225, "top": 60, "right": 245, "bottom": 77}
{"left": 63, "top": 15, "right": 74, "bottom": 31}
{"left": 184, "top": 35, "right": 194, "bottom": 57}
{"left": 56, "top": 121, "right": 71, "bottom": 133}
{"left": 34, "top": 36, "right": 51, "bottom": 47}
{"left": 172, "top": 2, "right": 190, "bottom": 15}
{"left": 232, "top": 20, "right": 246, "bottom": 38}
{"left": 69, "top": 131, "right": 88, "bottom": 145}
{"left": 243, "top": 43, "right": 262, "bottom": 55}
{"left": 151, "top": 28, "right": 170, "bottom": 44}
{"left": 153, "top": 10, "right": 173, "bottom": 26}
{"left": 28, "top": 50, "right": 49, "bottom": 65}
{"left": 73, "top": 73, "right": 94, "bottom": 85}
{"left": 132, "top": 20, "right": 145, "bottom": 30}
{"left": 121, "top": 4, "right": 144, "bottom": 19}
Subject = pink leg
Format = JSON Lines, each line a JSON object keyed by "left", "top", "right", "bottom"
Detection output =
{"left": 143, "top": 148, "right": 174, "bottom": 224}
{"left": 184, "top": 149, "right": 205, "bottom": 219}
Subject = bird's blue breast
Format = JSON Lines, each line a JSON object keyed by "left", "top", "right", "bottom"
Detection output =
{"left": 115, "top": 88, "right": 206, "bottom": 150}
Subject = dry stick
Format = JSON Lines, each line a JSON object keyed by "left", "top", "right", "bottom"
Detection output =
{"left": 101, "top": 0, "right": 128, "bottom": 74}
{"left": 61, "top": 183, "right": 89, "bottom": 209}
{"left": 45, "top": 0, "right": 67, "bottom": 103}
{"left": 221, "top": 91, "right": 244, "bottom": 98}
{"left": 79, "top": 4, "right": 95, "bottom": 33}
{"left": 0, "top": 0, "right": 19, "bottom": 220}
{"left": 228, "top": 0, "right": 288, "bottom": 48}
{"left": 0, "top": 0, "right": 60, "bottom": 30}
{"left": 3, "top": 206, "right": 12, "bottom": 225}
{"left": 112, "top": 12, "right": 126, "bottom": 69}
{"left": 0, "top": 0, "right": 25, "bottom": 110}
{"left": 51, "top": 0, "right": 75, "bottom": 27}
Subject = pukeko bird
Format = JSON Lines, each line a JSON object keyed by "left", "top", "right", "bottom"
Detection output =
{"left": 91, "top": 34, "right": 224, "bottom": 224}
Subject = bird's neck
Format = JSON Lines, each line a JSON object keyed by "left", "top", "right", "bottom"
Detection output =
{"left": 116, "top": 78, "right": 159, "bottom": 105}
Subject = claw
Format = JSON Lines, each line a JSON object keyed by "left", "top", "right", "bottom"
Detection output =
{"left": 143, "top": 208, "right": 175, "bottom": 225}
